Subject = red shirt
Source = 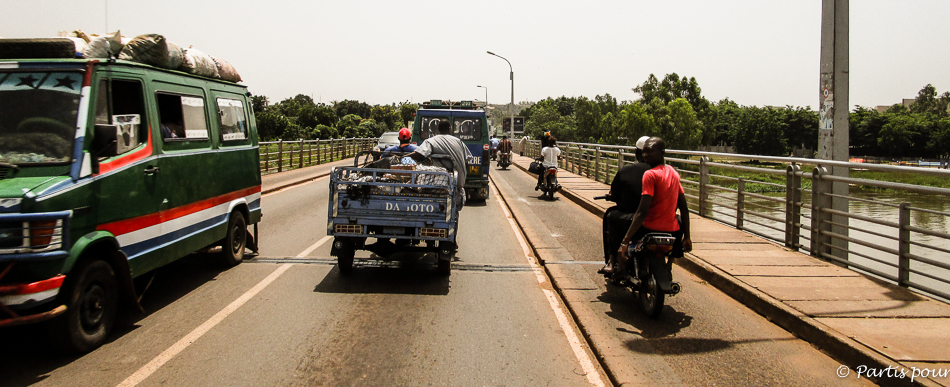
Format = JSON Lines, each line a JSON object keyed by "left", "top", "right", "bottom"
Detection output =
{"left": 641, "top": 164, "right": 684, "bottom": 232}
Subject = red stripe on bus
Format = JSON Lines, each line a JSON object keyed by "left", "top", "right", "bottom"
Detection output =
{"left": 97, "top": 130, "right": 154, "bottom": 175}
{"left": 96, "top": 185, "right": 261, "bottom": 236}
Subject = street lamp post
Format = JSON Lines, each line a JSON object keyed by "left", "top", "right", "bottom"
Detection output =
{"left": 477, "top": 85, "right": 489, "bottom": 133}
{"left": 487, "top": 51, "right": 514, "bottom": 138}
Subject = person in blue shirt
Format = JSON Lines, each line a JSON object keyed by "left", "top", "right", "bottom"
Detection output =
{"left": 383, "top": 128, "right": 418, "bottom": 154}
{"left": 490, "top": 135, "right": 500, "bottom": 160}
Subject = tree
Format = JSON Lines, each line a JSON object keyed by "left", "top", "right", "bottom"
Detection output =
{"left": 398, "top": 103, "right": 417, "bottom": 129}
{"left": 522, "top": 103, "right": 576, "bottom": 142}
{"left": 251, "top": 95, "right": 268, "bottom": 114}
{"left": 574, "top": 97, "right": 601, "bottom": 142}
{"left": 336, "top": 114, "right": 362, "bottom": 138}
{"left": 334, "top": 100, "right": 372, "bottom": 120}
{"left": 910, "top": 84, "right": 950, "bottom": 116}
{"left": 613, "top": 102, "right": 657, "bottom": 146}
{"left": 708, "top": 98, "right": 740, "bottom": 146}
{"left": 312, "top": 124, "right": 338, "bottom": 139}
{"left": 782, "top": 106, "right": 819, "bottom": 151}
{"left": 850, "top": 106, "right": 885, "bottom": 156}
{"left": 662, "top": 98, "right": 703, "bottom": 150}
{"left": 734, "top": 107, "right": 787, "bottom": 155}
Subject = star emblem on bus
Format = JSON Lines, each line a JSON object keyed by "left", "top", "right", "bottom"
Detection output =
{"left": 54, "top": 76, "right": 76, "bottom": 90}
{"left": 16, "top": 75, "right": 38, "bottom": 88}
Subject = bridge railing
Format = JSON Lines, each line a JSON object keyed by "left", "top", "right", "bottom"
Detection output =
{"left": 523, "top": 140, "right": 950, "bottom": 300}
{"left": 259, "top": 138, "right": 375, "bottom": 175}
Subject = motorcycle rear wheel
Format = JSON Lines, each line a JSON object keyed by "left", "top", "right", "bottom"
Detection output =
{"left": 639, "top": 270, "right": 665, "bottom": 319}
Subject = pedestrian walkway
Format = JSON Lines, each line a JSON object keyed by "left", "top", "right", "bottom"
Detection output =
{"left": 510, "top": 153, "right": 950, "bottom": 387}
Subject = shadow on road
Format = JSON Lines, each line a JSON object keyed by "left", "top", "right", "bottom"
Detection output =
{"left": 624, "top": 336, "right": 799, "bottom": 356}
{"left": 0, "top": 252, "right": 231, "bottom": 386}
{"left": 313, "top": 253, "right": 451, "bottom": 296}
{"left": 598, "top": 285, "right": 694, "bottom": 339}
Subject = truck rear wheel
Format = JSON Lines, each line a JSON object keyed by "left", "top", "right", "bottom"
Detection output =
{"left": 48, "top": 260, "right": 118, "bottom": 353}
{"left": 336, "top": 239, "right": 355, "bottom": 275}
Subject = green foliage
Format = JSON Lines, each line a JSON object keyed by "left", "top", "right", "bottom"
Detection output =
{"left": 523, "top": 102, "right": 576, "bottom": 141}
{"left": 334, "top": 100, "right": 372, "bottom": 120}
{"left": 398, "top": 103, "right": 417, "bottom": 129}
{"left": 734, "top": 106, "right": 788, "bottom": 155}
{"left": 337, "top": 114, "right": 362, "bottom": 138}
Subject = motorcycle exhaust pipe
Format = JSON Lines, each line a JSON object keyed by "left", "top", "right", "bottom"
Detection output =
{"left": 670, "top": 282, "right": 681, "bottom": 295}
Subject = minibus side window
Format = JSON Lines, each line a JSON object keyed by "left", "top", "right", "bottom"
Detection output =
{"left": 93, "top": 79, "right": 146, "bottom": 158}
{"left": 217, "top": 98, "right": 247, "bottom": 141}
{"left": 157, "top": 93, "right": 209, "bottom": 141}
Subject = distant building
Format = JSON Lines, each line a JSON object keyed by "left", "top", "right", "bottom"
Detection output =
{"left": 874, "top": 98, "right": 950, "bottom": 113}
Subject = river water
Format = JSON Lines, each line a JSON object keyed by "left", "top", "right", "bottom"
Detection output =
{"left": 700, "top": 187, "right": 950, "bottom": 300}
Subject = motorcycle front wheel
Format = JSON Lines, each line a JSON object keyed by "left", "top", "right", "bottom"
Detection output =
{"left": 639, "top": 268, "right": 665, "bottom": 319}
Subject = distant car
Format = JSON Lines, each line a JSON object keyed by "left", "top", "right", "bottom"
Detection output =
{"left": 376, "top": 131, "right": 400, "bottom": 150}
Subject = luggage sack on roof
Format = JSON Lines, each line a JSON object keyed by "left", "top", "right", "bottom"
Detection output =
{"left": 0, "top": 32, "right": 242, "bottom": 83}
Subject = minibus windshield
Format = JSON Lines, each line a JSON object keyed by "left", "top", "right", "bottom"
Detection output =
{"left": 0, "top": 71, "right": 82, "bottom": 164}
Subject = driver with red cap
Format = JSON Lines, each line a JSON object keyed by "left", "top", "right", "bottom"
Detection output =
{"left": 383, "top": 127, "right": 418, "bottom": 154}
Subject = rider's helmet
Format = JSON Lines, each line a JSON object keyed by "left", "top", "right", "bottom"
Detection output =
{"left": 636, "top": 136, "right": 650, "bottom": 149}
{"left": 398, "top": 127, "right": 412, "bottom": 143}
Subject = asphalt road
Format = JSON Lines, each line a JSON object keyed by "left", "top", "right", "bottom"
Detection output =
{"left": 0, "top": 162, "right": 877, "bottom": 386}
{"left": 0, "top": 171, "right": 604, "bottom": 386}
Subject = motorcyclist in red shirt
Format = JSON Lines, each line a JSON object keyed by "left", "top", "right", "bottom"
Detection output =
{"left": 605, "top": 137, "right": 692, "bottom": 274}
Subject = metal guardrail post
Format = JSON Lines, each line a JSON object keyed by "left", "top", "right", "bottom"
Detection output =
{"left": 572, "top": 146, "right": 578, "bottom": 174}
{"left": 307, "top": 141, "right": 312, "bottom": 165}
{"left": 298, "top": 139, "right": 304, "bottom": 168}
{"left": 737, "top": 178, "right": 746, "bottom": 230}
{"left": 343, "top": 138, "right": 348, "bottom": 158}
{"left": 594, "top": 147, "right": 601, "bottom": 183}
{"left": 277, "top": 140, "right": 284, "bottom": 173}
{"left": 786, "top": 164, "right": 802, "bottom": 250}
{"left": 699, "top": 156, "right": 710, "bottom": 216}
{"left": 263, "top": 144, "right": 270, "bottom": 172}
{"left": 898, "top": 202, "right": 911, "bottom": 286}
{"left": 811, "top": 166, "right": 834, "bottom": 260}
{"left": 584, "top": 148, "right": 590, "bottom": 178}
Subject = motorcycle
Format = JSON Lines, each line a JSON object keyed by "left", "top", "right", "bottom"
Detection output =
{"left": 595, "top": 194, "right": 681, "bottom": 318}
{"left": 538, "top": 163, "right": 560, "bottom": 200}
{"left": 497, "top": 151, "right": 511, "bottom": 170}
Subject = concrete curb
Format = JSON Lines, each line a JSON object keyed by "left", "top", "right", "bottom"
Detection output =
{"left": 510, "top": 154, "right": 939, "bottom": 387}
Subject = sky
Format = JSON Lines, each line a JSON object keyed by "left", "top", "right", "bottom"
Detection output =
{"left": 3, "top": 0, "right": 949, "bottom": 110}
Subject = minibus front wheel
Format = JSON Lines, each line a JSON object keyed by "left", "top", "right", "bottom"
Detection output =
{"left": 48, "top": 260, "right": 118, "bottom": 353}
{"left": 220, "top": 211, "right": 247, "bottom": 266}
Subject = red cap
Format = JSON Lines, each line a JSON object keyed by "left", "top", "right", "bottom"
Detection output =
{"left": 398, "top": 128, "right": 411, "bottom": 142}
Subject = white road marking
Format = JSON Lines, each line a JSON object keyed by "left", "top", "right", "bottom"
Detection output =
{"left": 489, "top": 182, "right": 606, "bottom": 387}
{"left": 117, "top": 263, "right": 294, "bottom": 387}
{"left": 297, "top": 236, "right": 333, "bottom": 257}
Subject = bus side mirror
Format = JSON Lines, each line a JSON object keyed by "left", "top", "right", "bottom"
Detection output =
{"left": 92, "top": 124, "right": 118, "bottom": 159}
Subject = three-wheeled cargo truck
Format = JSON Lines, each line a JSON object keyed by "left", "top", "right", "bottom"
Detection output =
{"left": 327, "top": 153, "right": 461, "bottom": 275}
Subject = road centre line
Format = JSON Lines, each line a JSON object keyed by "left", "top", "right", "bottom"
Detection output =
{"left": 488, "top": 181, "right": 606, "bottom": 387}
{"left": 116, "top": 263, "right": 294, "bottom": 387}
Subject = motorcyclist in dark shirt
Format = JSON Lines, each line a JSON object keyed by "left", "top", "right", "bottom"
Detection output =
{"left": 599, "top": 136, "right": 651, "bottom": 274}
{"left": 607, "top": 137, "right": 692, "bottom": 275}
